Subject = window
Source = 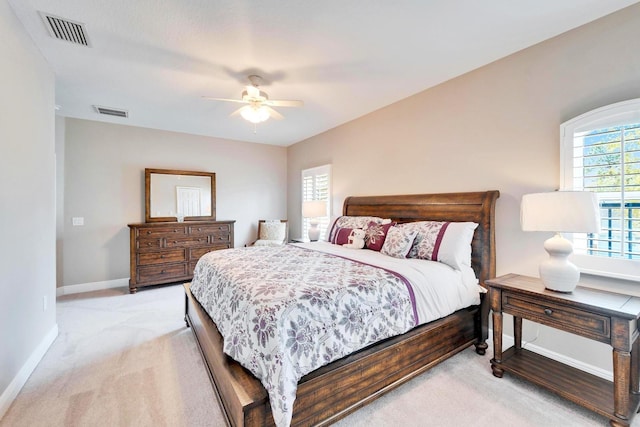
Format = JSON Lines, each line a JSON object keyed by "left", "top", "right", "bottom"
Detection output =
{"left": 560, "top": 98, "right": 640, "bottom": 281}
{"left": 301, "top": 165, "right": 331, "bottom": 239}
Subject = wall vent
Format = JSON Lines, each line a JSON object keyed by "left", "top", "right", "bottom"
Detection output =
{"left": 94, "top": 105, "right": 129, "bottom": 118}
{"left": 40, "top": 12, "right": 91, "bottom": 47}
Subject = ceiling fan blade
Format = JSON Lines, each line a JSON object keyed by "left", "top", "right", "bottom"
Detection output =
{"left": 264, "top": 106, "right": 284, "bottom": 120}
{"left": 202, "top": 96, "right": 248, "bottom": 104}
{"left": 264, "top": 99, "right": 304, "bottom": 107}
{"left": 229, "top": 106, "right": 249, "bottom": 117}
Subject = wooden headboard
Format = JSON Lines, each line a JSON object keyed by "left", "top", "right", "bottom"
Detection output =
{"left": 343, "top": 190, "right": 500, "bottom": 287}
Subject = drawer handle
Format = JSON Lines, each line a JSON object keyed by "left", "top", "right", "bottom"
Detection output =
{"left": 219, "top": 226, "right": 223, "bottom": 230}
{"left": 218, "top": 236, "right": 224, "bottom": 240}
{"left": 160, "top": 254, "right": 165, "bottom": 258}
{"left": 199, "top": 238, "right": 204, "bottom": 242}
{"left": 161, "top": 270, "right": 166, "bottom": 274}
{"left": 173, "top": 230, "right": 178, "bottom": 233}
{"left": 147, "top": 231, "right": 152, "bottom": 234}
{"left": 147, "top": 242, "right": 152, "bottom": 246}
{"left": 198, "top": 228, "right": 202, "bottom": 231}
{"left": 544, "top": 308, "right": 553, "bottom": 316}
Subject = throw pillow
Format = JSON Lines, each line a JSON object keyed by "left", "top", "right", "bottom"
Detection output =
{"left": 381, "top": 227, "right": 418, "bottom": 258}
{"left": 364, "top": 221, "right": 395, "bottom": 251}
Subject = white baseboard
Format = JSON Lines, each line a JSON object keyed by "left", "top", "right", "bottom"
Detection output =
{"left": 0, "top": 324, "right": 58, "bottom": 420}
{"left": 500, "top": 333, "right": 613, "bottom": 382}
{"left": 56, "top": 278, "right": 129, "bottom": 296}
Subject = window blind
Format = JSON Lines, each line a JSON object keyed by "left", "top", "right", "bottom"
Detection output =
{"left": 571, "top": 123, "right": 640, "bottom": 260}
{"left": 301, "top": 165, "right": 331, "bottom": 239}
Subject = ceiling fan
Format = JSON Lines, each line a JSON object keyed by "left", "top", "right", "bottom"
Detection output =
{"left": 203, "top": 75, "right": 303, "bottom": 124}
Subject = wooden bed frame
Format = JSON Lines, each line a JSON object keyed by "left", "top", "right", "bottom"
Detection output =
{"left": 184, "top": 190, "right": 499, "bottom": 426}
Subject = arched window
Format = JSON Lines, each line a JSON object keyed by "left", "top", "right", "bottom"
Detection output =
{"left": 560, "top": 98, "right": 640, "bottom": 281}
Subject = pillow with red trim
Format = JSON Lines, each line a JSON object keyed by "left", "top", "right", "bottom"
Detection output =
{"left": 364, "top": 221, "right": 395, "bottom": 251}
{"left": 397, "top": 221, "right": 478, "bottom": 270}
{"left": 331, "top": 227, "right": 355, "bottom": 245}
{"left": 327, "top": 216, "right": 386, "bottom": 243}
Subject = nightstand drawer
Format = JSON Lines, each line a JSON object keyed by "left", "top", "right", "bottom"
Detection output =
{"left": 502, "top": 291, "right": 611, "bottom": 342}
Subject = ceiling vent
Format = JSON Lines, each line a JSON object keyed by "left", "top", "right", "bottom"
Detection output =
{"left": 93, "top": 105, "right": 128, "bottom": 118}
{"left": 39, "top": 12, "right": 91, "bottom": 47}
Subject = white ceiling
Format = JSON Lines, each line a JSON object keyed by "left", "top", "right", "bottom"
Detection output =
{"left": 8, "top": 0, "right": 640, "bottom": 146}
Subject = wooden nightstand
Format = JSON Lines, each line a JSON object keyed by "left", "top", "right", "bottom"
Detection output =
{"left": 487, "top": 274, "right": 640, "bottom": 427}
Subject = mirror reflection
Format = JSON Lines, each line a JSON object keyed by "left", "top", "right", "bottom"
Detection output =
{"left": 150, "top": 174, "right": 212, "bottom": 217}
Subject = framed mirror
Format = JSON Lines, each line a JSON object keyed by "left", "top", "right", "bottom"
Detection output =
{"left": 145, "top": 168, "right": 216, "bottom": 222}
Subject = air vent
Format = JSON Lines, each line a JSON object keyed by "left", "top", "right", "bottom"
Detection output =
{"left": 94, "top": 105, "right": 128, "bottom": 118}
{"left": 40, "top": 12, "right": 90, "bottom": 47}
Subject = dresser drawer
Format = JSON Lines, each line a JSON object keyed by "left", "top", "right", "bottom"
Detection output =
{"left": 137, "top": 226, "right": 187, "bottom": 238}
{"left": 190, "top": 247, "right": 212, "bottom": 260}
{"left": 165, "top": 237, "right": 209, "bottom": 248}
{"left": 137, "top": 238, "right": 162, "bottom": 250}
{"left": 210, "top": 233, "right": 231, "bottom": 244}
{"left": 137, "top": 249, "right": 186, "bottom": 266}
{"left": 137, "top": 263, "right": 187, "bottom": 283}
{"left": 189, "top": 223, "right": 230, "bottom": 235}
{"left": 502, "top": 291, "right": 611, "bottom": 342}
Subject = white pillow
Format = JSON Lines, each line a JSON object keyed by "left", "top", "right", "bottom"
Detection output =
{"left": 259, "top": 221, "right": 286, "bottom": 242}
{"left": 397, "top": 221, "right": 478, "bottom": 270}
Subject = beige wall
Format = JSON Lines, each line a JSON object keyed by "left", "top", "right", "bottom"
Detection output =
{"left": 62, "top": 119, "right": 287, "bottom": 287}
{"left": 287, "top": 4, "right": 640, "bottom": 373}
{"left": 0, "top": 0, "right": 56, "bottom": 406}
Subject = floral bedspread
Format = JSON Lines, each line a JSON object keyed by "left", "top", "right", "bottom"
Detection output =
{"left": 190, "top": 245, "right": 418, "bottom": 427}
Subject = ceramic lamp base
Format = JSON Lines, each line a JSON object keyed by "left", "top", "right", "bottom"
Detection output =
{"left": 539, "top": 233, "right": 580, "bottom": 293}
{"left": 308, "top": 222, "right": 320, "bottom": 241}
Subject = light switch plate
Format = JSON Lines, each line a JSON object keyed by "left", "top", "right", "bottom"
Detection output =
{"left": 72, "top": 217, "right": 84, "bottom": 226}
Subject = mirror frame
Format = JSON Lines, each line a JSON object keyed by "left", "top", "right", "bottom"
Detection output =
{"left": 145, "top": 168, "right": 216, "bottom": 223}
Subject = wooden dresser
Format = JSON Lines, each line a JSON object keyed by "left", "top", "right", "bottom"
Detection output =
{"left": 128, "top": 220, "right": 235, "bottom": 293}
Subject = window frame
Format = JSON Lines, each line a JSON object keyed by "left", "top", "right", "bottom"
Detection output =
{"left": 560, "top": 98, "right": 640, "bottom": 281}
{"left": 301, "top": 164, "right": 332, "bottom": 240}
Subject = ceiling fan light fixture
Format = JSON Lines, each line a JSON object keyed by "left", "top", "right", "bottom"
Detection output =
{"left": 241, "top": 105, "right": 270, "bottom": 124}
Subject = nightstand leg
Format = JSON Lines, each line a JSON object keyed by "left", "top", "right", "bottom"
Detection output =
{"left": 514, "top": 316, "right": 522, "bottom": 350}
{"left": 613, "top": 349, "right": 631, "bottom": 420}
{"left": 632, "top": 338, "right": 639, "bottom": 394}
{"left": 491, "top": 310, "right": 504, "bottom": 378}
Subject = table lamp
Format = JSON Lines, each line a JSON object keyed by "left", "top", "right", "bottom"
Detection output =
{"left": 302, "top": 200, "right": 327, "bottom": 241}
{"left": 521, "top": 191, "right": 600, "bottom": 292}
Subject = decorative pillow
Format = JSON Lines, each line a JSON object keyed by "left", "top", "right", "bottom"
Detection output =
{"left": 397, "top": 221, "right": 478, "bottom": 270}
{"left": 364, "top": 221, "right": 395, "bottom": 251}
{"left": 328, "top": 216, "right": 385, "bottom": 243}
{"left": 259, "top": 221, "right": 286, "bottom": 242}
{"left": 323, "top": 215, "right": 340, "bottom": 241}
{"left": 381, "top": 227, "right": 418, "bottom": 258}
{"left": 332, "top": 227, "right": 355, "bottom": 245}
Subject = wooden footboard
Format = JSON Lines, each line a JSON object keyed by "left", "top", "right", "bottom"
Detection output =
{"left": 185, "top": 282, "right": 478, "bottom": 427}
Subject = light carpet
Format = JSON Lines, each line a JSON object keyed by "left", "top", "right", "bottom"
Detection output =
{"left": 0, "top": 284, "right": 634, "bottom": 426}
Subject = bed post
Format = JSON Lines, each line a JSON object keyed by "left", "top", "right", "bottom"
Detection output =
{"left": 473, "top": 190, "right": 499, "bottom": 355}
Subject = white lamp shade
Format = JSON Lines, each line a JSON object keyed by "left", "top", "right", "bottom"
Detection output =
{"left": 521, "top": 191, "right": 600, "bottom": 292}
{"left": 302, "top": 200, "right": 327, "bottom": 218}
{"left": 521, "top": 191, "right": 600, "bottom": 233}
